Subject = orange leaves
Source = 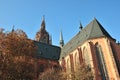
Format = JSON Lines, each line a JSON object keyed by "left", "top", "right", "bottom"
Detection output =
{"left": 0, "top": 31, "right": 37, "bottom": 57}
{"left": 0, "top": 28, "right": 37, "bottom": 79}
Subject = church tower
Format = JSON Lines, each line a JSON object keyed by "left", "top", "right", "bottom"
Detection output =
{"left": 35, "top": 17, "right": 50, "bottom": 44}
{"left": 59, "top": 31, "right": 64, "bottom": 47}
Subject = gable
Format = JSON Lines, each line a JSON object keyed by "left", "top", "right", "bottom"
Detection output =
{"left": 60, "top": 18, "right": 114, "bottom": 60}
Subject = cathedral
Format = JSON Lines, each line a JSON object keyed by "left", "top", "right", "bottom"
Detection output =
{"left": 35, "top": 17, "right": 120, "bottom": 80}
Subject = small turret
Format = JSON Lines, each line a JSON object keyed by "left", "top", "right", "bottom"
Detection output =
{"left": 60, "top": 30, "right": 64, "bottom": 48}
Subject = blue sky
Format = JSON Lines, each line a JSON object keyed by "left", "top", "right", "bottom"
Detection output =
{"left": 0, "top": 0, "right": 120, "bottom": 46}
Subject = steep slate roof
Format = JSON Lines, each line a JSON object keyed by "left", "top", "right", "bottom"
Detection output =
{"left": 34, "top": 41, "right": 61, "bottom": 60}
{"left": 60, "top": 18, "right": 114, "bottom": 60}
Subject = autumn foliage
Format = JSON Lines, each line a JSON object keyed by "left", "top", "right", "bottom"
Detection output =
{"left": 0, "top": 28, "right": 94, "bottom": 80}
{"left": 39, "top": 63, "right": 94, "bottom": 80}
{"left": 0, "top": 28, "right": 37, "bottom": 80}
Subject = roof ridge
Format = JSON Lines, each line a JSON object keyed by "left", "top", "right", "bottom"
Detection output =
{"left": 95, "top": 19, "right": 113, "bottom": 39}
{"left": 60, "top": 18, "right": 115, "bottom": 60}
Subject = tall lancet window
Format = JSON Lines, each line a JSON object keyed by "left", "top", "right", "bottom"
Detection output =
{"left": 74, "top": 52, "right": 78, "bottom": 66}
{"left": 67, "top": 58, "right": 71, "bottom": 72}
{"left": 83, "top": 47, "right": 91, "bottom": 67}
{"left": 95, "top": 43, "right": 108, "bottom": 80}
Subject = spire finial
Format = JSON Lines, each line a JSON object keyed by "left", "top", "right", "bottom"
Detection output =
{"left": 42, "top": 15, "right": 45, "bottom": 21}
{"left": 60, "top": 30, "right": 64, "bottom": 48}
{"left": 79, "top": 22, "right": 83, "bottom": 30}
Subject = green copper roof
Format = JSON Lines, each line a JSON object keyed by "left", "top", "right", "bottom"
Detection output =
{"left": 60, "top": 18, "right": 114, "bottom": 59}
{"left": 34, "top": 41, "right": 61, "bottom": 60}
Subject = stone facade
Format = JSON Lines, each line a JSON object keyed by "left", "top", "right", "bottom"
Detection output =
{"left": 59, "top": 19, "right": 120, "bottom": 80}
{"left": 35, "top": 17, "right": 120, "bottom": 80}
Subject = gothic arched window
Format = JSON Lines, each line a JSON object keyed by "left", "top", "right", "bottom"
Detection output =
{"left": 67, "top": 57, "right": 71, "bottom": 72}
{"left": 83, "top": 47, "right": 91, "bottom": 66}
{"left": 95, "top": 43, "right": 108, "bottom": 79}
{"left": 74, "top": 52, "right": 77, "bottom": 66}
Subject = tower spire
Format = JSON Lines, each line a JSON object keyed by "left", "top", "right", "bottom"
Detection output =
{"left": 41, "top": 15, "right": 45, "bottom": 30}
{"left": 60, "top": 30, "right": 64, "bottom": 47}
{"left": 35, "top": 16, "right": 50, "bottom": 44}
